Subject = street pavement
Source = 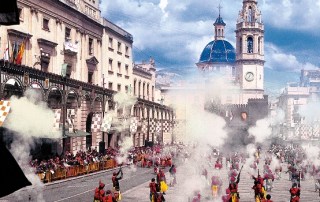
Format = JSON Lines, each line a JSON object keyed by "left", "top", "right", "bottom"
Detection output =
{"left": 2, "top": 159, "right": 320, "bottom": 202}
{"left": 122, "top": 159, "right": 320, "bottom": 202}
{"left": 1, "top": 165, "right": 165, "bottom": 202}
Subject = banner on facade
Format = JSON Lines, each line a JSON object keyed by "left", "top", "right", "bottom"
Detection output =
{"left": 52, "top": 109, "right": 61, "bottom": 131}
{"left": 156, "top": 119, "right": 161, "bottom": 133}
{"left": 163, "top": 120, "right": 170, "bottom": 133}
{"left": 141, "top": 118, "right": 148, "bottom": 134}
{"left": 91, "top": 113, "right": 102, "bottom": 133}
{"left": 67, "top": 109, "right": 75, "bottom": 133}
{"left": 101, "top": 113, "right": 112, "bottom": 132}
{"left": 149, "top": 118, "right": 156, "bottom": 133}
{"left": 61, "top": 63, "right": 68, "bottom": 77}
{"left": 0, "top": 100, "right": 10, "bottom": 127}
{"left": 129, "top": 117, "right": 138, "bottom": 133}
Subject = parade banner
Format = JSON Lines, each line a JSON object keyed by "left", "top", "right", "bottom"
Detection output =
{"left": 67, "top": 109, "right": 75, "bottom": 133}
{"left": 0, "top": 100, "right": 11, "bottom": 126}
{"left": 141, "top": 119, "right": 148, "bottom": 134}
{"left": 101, "top": 113, "right": 113, "bottom": 132}
{"left": 129, "top": 117, "right": 138, "bottom": 133}
{"left": 52, "top": 109, "right": 61, "bottom": 131}
{"left": 91, "top": 113, "right": 102, "bottom": 133}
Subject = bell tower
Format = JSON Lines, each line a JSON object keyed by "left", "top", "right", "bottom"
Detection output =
{"left": 214, "top": 4, "right": 226, "bottom": 40}
{"left": 236, "top": 0, "right": 264, "bottom": 103}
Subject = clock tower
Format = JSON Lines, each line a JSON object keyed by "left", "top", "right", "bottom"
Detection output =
{"left": 236, "top": 0, "right": 265, "bottom": 103}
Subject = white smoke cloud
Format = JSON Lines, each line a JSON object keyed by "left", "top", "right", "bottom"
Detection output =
{"left": 4, "top": 89, "right": 61, "bottom": 138}
{"left": 248, "top": 119, "right": 272, "bottom": 143}
{"left": 9, "top": 135, "right": 45, "bottom": 202}
{"left": 116, "top": 136, "right": 133, "bottom": 164}
{"left": 112, "top": 92, "right": 137, "bottom": 164}
{"left": 2, "top": 89, "right": 62, "bottom": 201}
{"left": 298, "top": 95, "right": 320, "bottom": 123}
{"left": 302, "top": 145, "right": 320, "bottom": 167}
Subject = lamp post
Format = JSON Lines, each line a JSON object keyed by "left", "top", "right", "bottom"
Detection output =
{"left": 102, "top": 74, "right": 105, "bottom": 143}
{"left": 61, "top": 63, "right": 67, "bottom": 153}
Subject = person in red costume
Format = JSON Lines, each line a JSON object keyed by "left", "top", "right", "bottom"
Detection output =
{"left": 289, "top": 183, "right": 300, "bottom": 202}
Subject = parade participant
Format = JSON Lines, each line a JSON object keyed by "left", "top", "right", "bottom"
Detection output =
{"left": 112, "top": 167, "right": 123, "bottom": 191}
{"left": 275, "top": 165, "right": 282, "bottom": 180}
{"left": 252, "top": 170, "right": 265, "bottom": 188}
{"left": 191, "top": 190, "right": 201, "bottom": 202}
{"left": 211, "top": 175, "right": 223, "bottom": 197}
{"left": 215, "top": 160, "right": 223, "bottom": 170}
{"left": 261, "top": 194, "right": 273, "bottom": 202}
{"left": 315, "top": 178, "right": 320, "bottom": 193}
{"left": 157, "top": 169, "right": 168, "bottom": 194}
{"left": 154, "top": 165, "right": 159, "bottom": 174}
{"left": 264, "top": 170, "right": 275, "bottom": 192}
{"left": 169, "top": 164, "right": 177, "bottom": 187}
{"left": 93, "top": 181, "right": 105, "bottom": 202}
{"left": 289, "top": 183, "right": 300, "bottom": 202}
{"left": 105, "top": 190, "right": 116, "bottom": 202}
{"left": 252, "top": 179, "right": 266, "bottom": 201}
{"left": 221, "top": 189, "right": 231, "bottom": 202}
{"left": 202, "top": 168, "right": 208, "bottom": 179}
{"left": 155, "top": 189, "right": 166, "bottom": 202}
{"left": 228, "top": 165, "right": 243, "bottom": 202}
{"left": 228, "top": 168, "right": 238, "bottom": 183}
{"left": 112, "top": 168, "right": 123, "bottom": 201}
{"left": 149, "top": 178, "right": 157, "bottom": 202}
{"left": 291, "top": 170, "right": 300, "bottom": 186}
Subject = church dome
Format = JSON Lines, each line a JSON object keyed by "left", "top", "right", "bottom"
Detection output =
{"left": 198, "top": 40, "right": 236, "bottom": 64}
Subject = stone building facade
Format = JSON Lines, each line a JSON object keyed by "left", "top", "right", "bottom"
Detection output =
{"left": 0, "top": 0, "right": 173, "bottom": 155}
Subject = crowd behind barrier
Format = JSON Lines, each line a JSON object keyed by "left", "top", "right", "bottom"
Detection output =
{"left": 31, "top": 147, "right": 121, "bottom": 183}
{"left": 30, "top": 144, "right": 181, "bottom": 183}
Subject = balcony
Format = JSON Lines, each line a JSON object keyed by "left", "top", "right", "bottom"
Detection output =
{"left": 64, "top": 40, "right": 78, "bottom": 56}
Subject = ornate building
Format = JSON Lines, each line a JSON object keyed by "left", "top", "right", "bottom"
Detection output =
{"left": 0, "top": 0, "right": 173, "bottom": 155}
{"left": 236, "top": 0, "right": 265, "bottom": 103}
{"left": 197, "top": 0, "right": 265, "bottom": 105}
{"left": 160, "top": 0, "right": 268, "bottom": 143}
{"left": 278, "top": 69, "right": 320, "bottom": 141}
{"left": 195, "top": 0, "right": 268, "bottom": 126}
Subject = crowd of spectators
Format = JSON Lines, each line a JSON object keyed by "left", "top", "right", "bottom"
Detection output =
{"left": 29, "top": 147, "right": 119, "bottom": 174}
{"left": 29, "top": 144, "right": 181, "bottom": 174}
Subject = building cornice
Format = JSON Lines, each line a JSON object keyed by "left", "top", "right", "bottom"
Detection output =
{"left": 7, "top": 29, "right": 33, "bottom": 39}
{"left": 236, "top": 59, "right": 265, "bottom": 65}
{"left": 133, "top": 67, "right": 152, "bottom": 80}
{"left": 37, "top": 38, "right": 58, "bottom": 47}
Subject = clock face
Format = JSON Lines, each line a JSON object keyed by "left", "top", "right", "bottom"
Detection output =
{"left": 245, "top": 72, "right": 254, "bottom": 82}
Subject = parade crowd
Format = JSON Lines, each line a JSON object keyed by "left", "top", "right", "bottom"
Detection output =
{"left": 29, "top": 141, "right": 320, "bottom": 202}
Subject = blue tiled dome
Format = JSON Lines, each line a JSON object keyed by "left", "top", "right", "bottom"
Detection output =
{"left": 199, "top": 40, "right": 236, "bottom": 63}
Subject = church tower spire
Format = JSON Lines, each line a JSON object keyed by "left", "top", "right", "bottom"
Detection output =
{"left": 214, "top": 4, "right": 226, "bottom": 40}
{"left": 235, "top": 0, "right": 265, "bottom": 103}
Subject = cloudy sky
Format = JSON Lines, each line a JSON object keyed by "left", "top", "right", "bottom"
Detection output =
{"left": 100, "top": 0, "right": 320, "bottom": 98}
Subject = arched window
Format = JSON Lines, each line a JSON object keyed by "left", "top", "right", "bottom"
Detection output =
{"left": 239, "top": 37, "right": 243, "bottom": 53}
{"left": 258, "top": 37, "right": 261, "bottom": 54}
{"left": 248, "top": 6, "right": 252, "bottom": 22}
{"left": 247, "top": 36, "right": 253, "bottom": 53}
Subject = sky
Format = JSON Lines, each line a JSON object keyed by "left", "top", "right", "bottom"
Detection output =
{"left": 100, "top": 0, "right": 320, "bottom": 100}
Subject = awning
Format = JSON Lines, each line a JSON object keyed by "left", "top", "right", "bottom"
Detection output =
{"left": 64, "top": 130, "right": 90, "bottom": 138}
